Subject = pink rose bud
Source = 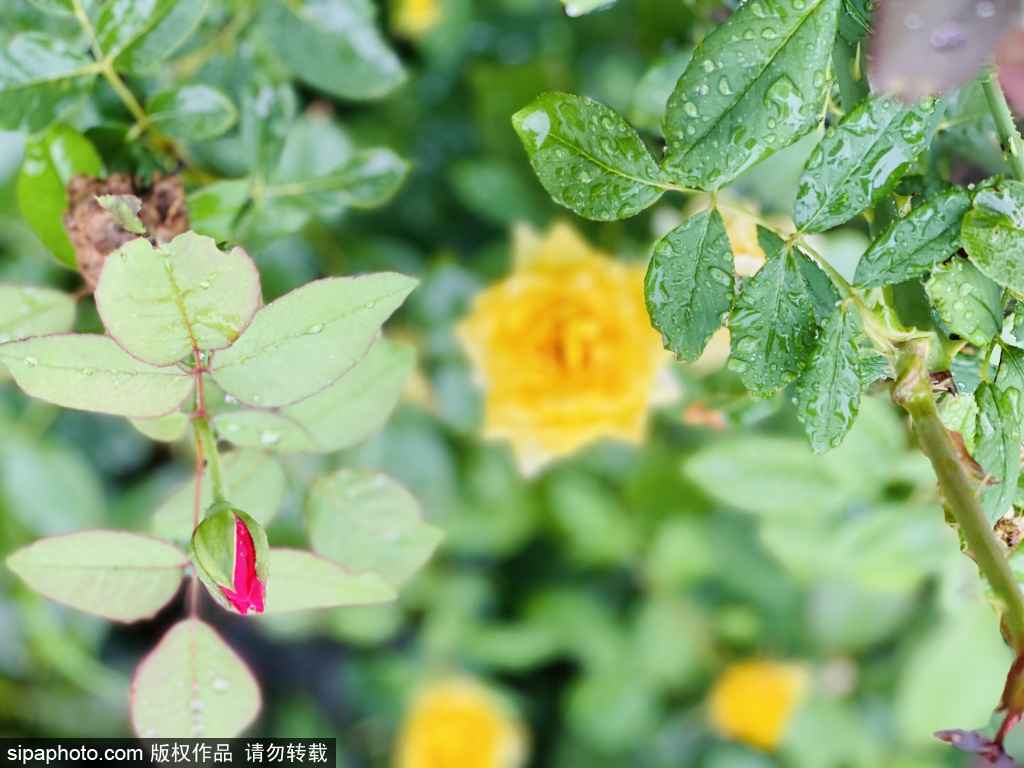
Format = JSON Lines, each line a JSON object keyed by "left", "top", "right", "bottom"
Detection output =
{"left": 190, "top": 507, "right": 269, "bottom": 615}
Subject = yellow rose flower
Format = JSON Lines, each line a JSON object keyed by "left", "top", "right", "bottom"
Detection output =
{"left": 708, "top": 660, "right": 809, "bottom": 751}
{"left": 394, "top": 678, "right": 527, "bottom": 768}
{"left": 392, "top": 0, "right": 441, "bottom": 39}
{"left": 458, "top": 222, "right": 676, "bottom": 476}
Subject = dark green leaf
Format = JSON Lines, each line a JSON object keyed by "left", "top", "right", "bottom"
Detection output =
{"left": 838, "top": 0, "right": 871, "bottom": 42}
{"left": 795, "top": 249, "right": 841, "bottom": 324}
{"left": 113, "top": 0, "right": 208, "bottom": 73}
{"left": 239, "top": 81, "right": 297, "bottom": 178}
{"left": 729, "top": 244, "right": 819, "bottom": 399}
{"left": 854, "top": 188, "right": 972, "bottom": 289}
{"left": 26, "top": 0, "right": 73, "bottom": 13}
{"left": 17, "top": 125, "right": 103, "bottom": 269}
{"left": 796, "top": 305, "right": 862, "bottom": 453}
{"left": 263, "top": 148, "right": 409, "bottom": 210}
{"left": 962, "top": 181, "right": 1024, "bottom": 294}
{"left": 974, "top": 381, "right": 1020, "bottom": 523}
{"left": 146, "top": 84, "right": 238, "bottom": 141}
{"left": 261, "top": 0, "right": 405, "bottom": 101}
{"left": 925, "top": 257, "right": 1003, "bottom": 346}
{"left": 0, "top": 34, "right": 96, "bottom": 132}
{"left": 662, "top": 0, "right": 840, "bottom": 190}
{"left": 513, "top": 92, "right": 665, "bottom": 220}
{"left": 94, "top": 0, "right": 179, "bottom": 59}
{"left": 997, "top": 346, "right": 1024, "bottom": 408}
{"left": 795, "top": 95, "right": 941, "bottom": 233}
{"left": 644, "top": 208, "right": 733, "bottom": 361}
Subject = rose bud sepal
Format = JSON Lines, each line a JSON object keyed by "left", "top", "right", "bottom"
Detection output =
{"left": 189, "top": 506, "right": 269, "bottom": 615}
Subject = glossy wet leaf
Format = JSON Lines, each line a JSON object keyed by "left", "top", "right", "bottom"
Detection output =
{"left": 95, "top": 231, "right": 261, "bottom": 366}
{"left": 796, "top": 248, "right": 841, "bottom": 324}
{"left": 94, "top": 0, "right": 181, "bottom": 60}
{"left": 0, "top": 285, "right": 75, "bottom": 345}
{"left": 854, "top": 188, "right": 972, "bottom": 289}
{"left": 146, "top": 84, "right": 238, "bottom": 141}
{"left": 962, "top": 181, "right": 1024, "bottom": 294}
{"left": 997, "top": 346, "right": 1024, "bottom": 418}
{"left": 0, "top": 34, "right": 96, "bottom": 132}
{"left": 261, "top": 0, "right": 405, "bottom": 101}
{"left": 644, "top": 209, "right": 734, "bottom": 361}
{"left": 261, "top": 549, "right": 396, "bottom": 613}
{"left": 838, "top": 0, "right": 872, "bottom": 42}
{"left": 262, "top": 148, "right": 409, "bottom": 210}
{"left": 239, "top": 81, "right": 297, "bottom": 178}
{"left": 210, "top": 273, "right": 417, "bottom": 408}
{"left": 152, "top": 450, "right": 286, "bottom": 541}
{"left": 729, "top": 244, "right": 819, "bottom": 400}
{"left": 17, "top": 125, "right": 103, "bottom": 269}
{"left": 113, "top": 0, "right": 208, "bottom": 73}
{"left": 0, "top": 335, "right": 194, "bottom": 418}
{"left": 513, "top": 93, "right": 665, "bottom": 220}
{"left": 871, "top": 0, "right": 1020, "bottom": 102}
{"left": 5, "top": 531, "right": 187, "bottom": 622}
{"left": 662, "top": 0, "right": 840, "bottom": 190}
{"left": 307, "top": 469, "right": 443, "bottom": 588}
{"left": 131, "top": 619, "right": 260, "bottom": 738}
{"left": 796, "top": 306, "right": 862, "bottom": 453}
{"left": 795, "top": 96, "right": 941, "bottom": 233}
{"left": 925, "top": 257, "right": 1002, "bottom": 346}
{"left": 974, "top": 381, "right": 1020, "bottom": 523}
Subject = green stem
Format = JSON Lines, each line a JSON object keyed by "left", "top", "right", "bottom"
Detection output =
{"left": 893, "top": 341, "right": 1024, "bottom": 651}
{"left": 982, "top": 68, "right": 1024, "bottom": 182}
{"left": 70, "top": 0, "right": 103, "bottom": 61}
{"left": 194, "top": 417, "right": 227, "bottom": 505}
{"left": 832, "top": 35, "right": 869, "bottom": 112}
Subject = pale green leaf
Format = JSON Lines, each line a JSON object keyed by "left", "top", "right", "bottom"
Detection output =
{"left": 95, "top": 231, "right": 261, "bottom": 366}
{"left": 113, "top": 0, "right": 208, "bottom": 73}
{"left": 261, "top": 0, "right": 405, "bottom": 100}
{"left": 6, "top": 531, "right": 187, "bottom": 622}
{"left": 0, "top": 34, "right": 96, "bottom": 133}
{"left": 925, "top": 257, "right": 1003, "bottom": 346}
{"left": 152, "top": 450, "right": 286, "bottom": 541}
{"left": 0, "top": 335, "right": 195, "bottom": 418}
{"left": 131, "top": 619, "right": 260, "bottom": 738}
{"left": 644, "top": 209, "right": 734, "bottom": 361}
{"left": 96, "top": 194, "right": 146, "bottom": 235}
{"left": 962, "top": 181, "right": 1024, "bottom": 294}
{"left": 145, "top": 84, "right": 238, "bottom": 141}
{"left": 130, "top": 412, "right": 190, "bottom": 443}
{"left": 0, "top": 285, "right": 76, "bottom": 345}
{"left": 210, "top": 273, "right": 417, "bottom": 408}
{"left": 975, "top": 381, "right": 1020, "bottom": 523}
{"left": 94, "top": 0, "right": 179, "bottom": 59}
{"left": 662, "top": 0, "right": 840, "bottom": 190}
{"left": 795, "top": 96, "right": 942, "bottom": 233}
{"left": 307, "top": 469, "right": 442, "bottom": 587}
{"left": 17, "top": 125, "right": 103, "bottom": 269}
{"left": 261, "top": 548, "right": 396, "bottom": 613}
{"left": 796, "top": 305, "right": 862, "bottom": 453}
{"left": 513, "top": 92, "right": 665, "bottom": 220}
{"left": 263, "top": 148, "right": 409, "bottom": 209}
{"left": 215, "top": 410, "right": 314, "bottom": 452}
{"left": 187, "top": 179, "right": 253, "bottom": 243}
{"left": 854, "top": 188, "right": 972, "bottom": 289}
{"left": 560, "top": 0, "right": 616, "bottom": 15}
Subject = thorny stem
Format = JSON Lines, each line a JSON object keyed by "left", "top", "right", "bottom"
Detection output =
{"left": 982, "top": 68, "right": 1024, "bottom": 183}
{"left": 893, "top": 342, "right": 1024, "bottom": 652}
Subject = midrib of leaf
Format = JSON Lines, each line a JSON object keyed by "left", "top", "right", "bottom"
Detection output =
{"left": 21, "top": 561, "right": 186, "bottom": 571}
{"left": 1, "top": 61, "right": 100, "bottom": 92}
{"left": 311, "top": 479, "right": 409, "bottom": 545}
{"left": 815, "top": 313, "right": 846, "bottom": 415}
{"left": 0, "top": 351, "right": 190, "bottom": 378}
{"left": 670, "top": 0, "right": 824, "bottom": 163}
{"left": 859, "top": 206, "right": 962, "bottom": 285}
{"left": 161, "top": 256, "right": 201, "bottom": 354}
{"left": 543, "top": 129, "right": 671, "bottom": 191}
{"left": 762, "top": 250, "right": 794, "bottom": 369}
{"left": 677, "top": 211, "right": 714, "bottom": 311}
{"left": 798, "top": 104, "right": 903, "bottom": 233}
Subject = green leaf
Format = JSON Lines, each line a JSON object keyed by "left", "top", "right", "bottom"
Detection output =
{"left": 239, "top": 81, "right": 297, "bottom": 178}
{"left": 644, "top": 208, "right": 734, "bottom": 361}
{"left": 94, "top": 0, "right": 179, "bottom": 59}
{"left": 261, "top": 0, "right": 405, "bottom": 101}
{"left": 729, "top": 244, "right": 819, "bottom": 399}
{"left": 130, "top": 412, "right": 190, "bottom": 443}
{"left": 113, "top": 0, "right": 208, "bottom": 73}
{"left": 146, "top": 84, "right": 238, "bottom": 141}
{"left": 795, "top": 96, "right": 941, "bottom": 233}
{"left": 94, "top": 231, "right": 261, "bottom": 366}
{"left": 0, "top": 285, "right": 76, "bottom": 346}
{"left": 796, "top": 305, "right": 862, "bottom": 453}
{"left": 962, "top": 181, "right": 1024, "bottom": 294}
{"left": 560, "top": 0, "right": 616, "bottom": 15}
{"left": 974, "top": 381, "right": 1020, "bottom": 523}
{"left": 661, "top": 0, "right": 840, "bottom": 190}
{"left": 152, "top": 450, "right": 286, "bottom": 541}
{"left": 925, "top": 257, "right": 1003, "bottom": 346}
{"left": 0, "top": 335, "right": 194, "bottom": 418}
{"left": 263, "top": 148, "right": 409, "bottom": 210}
{"left": 795, "top": 247, "right": 841, "bottom": 324}
{"left": 837, "top": 0, "right": 871, "bottom": 42}
{"left": 513, "top": 92, "right": 665, "bottom": 220}
{"left": 131, "top": 619, "right": 260, "bottom": 738}
{"left": 307, "top": 469, "right": 442, "bottom": 587}
{"left": 261, "top": 548, "right": 396, "bottom": 613}
{"left": 0, "top": 34, "right": 96, "bottom": 132}
{"left": 17, "top": 125, "right": 103, "bottom": 269}
{"left": 210, "top": 273, "right": 417, "bottom": 408}
{"left": 853, "top": 188, "right": 972, "bottom": 289}
{"left": 26, "top": 0, "right": 73, "bottom": 14}
{"left": 187, "top": 179, "right": 254, "bottom": 243}
{"left": 96, "top": 194, "right": 146, "bottom": 235}
{"left": 5, "top": 531, "right": 187, "bottom": 622}
{"left": 998, "top": 347, "right": 1024, "bottom": 418}
{"left": 215, "top": 410, "right": 314, "bottom": 452}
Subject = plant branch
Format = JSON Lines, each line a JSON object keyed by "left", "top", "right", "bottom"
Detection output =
{"left": 893, "top": 340, "right": 1024, "bottom": 651}
{"left": 193, "top": 417, "right": 227, "bottom": 506}
{"left": 982, "top": 68, "right": 1024, "bottom": 182}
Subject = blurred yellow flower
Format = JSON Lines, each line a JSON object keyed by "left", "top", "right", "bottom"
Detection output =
{"left": 458, "top": 222, "right": 676, "bottom": 476}
{"left": 392, "top": 0, "right": 441, "bottom": 39}
{"left": 708, "top": 660, "right": 809, "bottom": 751}
{"left": 394, "top": 678, "right": 527, "bottom": 768}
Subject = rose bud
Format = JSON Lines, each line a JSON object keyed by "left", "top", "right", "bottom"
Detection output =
{"left": 190, "top": 507, "right": 269, "bottom": 614}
